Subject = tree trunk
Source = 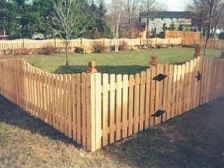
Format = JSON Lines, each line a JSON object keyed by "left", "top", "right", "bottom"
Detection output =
{"left": 203, "top": 0, "right": 214, "bottom": 56}
{"left": 65, "top": 38, "right": 69, "bottom": 67}
{"left": 115, "top": 13, "right": 121, "bottom": 52}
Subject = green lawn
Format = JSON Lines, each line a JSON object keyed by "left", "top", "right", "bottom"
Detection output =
{"left": 26, "top": 48, "right": 222, "bottom": 74}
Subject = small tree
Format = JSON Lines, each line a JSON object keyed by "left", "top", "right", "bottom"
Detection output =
{"left": 51, "top": 0, "right": 88, "bottom": 67}
{"left": 170, "top": 22, "right": 176, "bottom": 31}
{"left": 178, "top": 25, "right": 184, "bottom": 31}
{"left": 162, "top": 23, "right": 167, "bottom": 32}
{"left": 109, "top": 0, "right": 123, "bottom": 52}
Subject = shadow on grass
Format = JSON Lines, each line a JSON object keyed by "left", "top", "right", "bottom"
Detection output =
{"left": 53, "top": 65, "right": 149, "bottom": 74}
{"left": 101, "top": 98, "right": 224, "bottom": 168}
{"left": 0, "top": 96, "right": 80, "bottom": 149}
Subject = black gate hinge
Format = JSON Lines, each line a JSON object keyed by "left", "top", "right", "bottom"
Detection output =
{"left": 153, "top": 74, "right": 167, "bottom": 81}
{"left": 151, "top": 110, "right": 166, "bottom": 118}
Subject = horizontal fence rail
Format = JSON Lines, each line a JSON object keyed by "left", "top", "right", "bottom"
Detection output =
{"left": 0, "top": 57, "right": 224, "bottom": 151}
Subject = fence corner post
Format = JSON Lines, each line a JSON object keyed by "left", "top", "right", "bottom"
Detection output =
{"left": 86, "top": 62, "right": 101, "bottom": 152}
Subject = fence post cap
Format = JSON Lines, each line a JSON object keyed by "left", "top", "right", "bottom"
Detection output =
{"left": 87, "top": 61, "right": 97, "bottom": 73}
{"left": 150, "top": 55, "right": 158, "bottom": 67}
{"left": 194, "top": 44, "right": 201, "bottom": 58}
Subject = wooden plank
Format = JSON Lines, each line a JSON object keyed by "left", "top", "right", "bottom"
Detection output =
{"left": 176, "top": 65, "right": 182, "bottom": 116}
{"left": 183, "top": 62, "right": 190, "bottom": 111}
{"left": 172, "top": 65, "right": 178, "bottom": 117}
{"left": 48, "top": 73, "right": 53, "bottom": 126}
{"left": 87, "top": 73, "right": 96, "bottom": 151}
{"left": 71, "top": 75, "right": 77, "bottom": 141}
{"left": 139, "top": 72, "right": 146, "bottom": 131}
{"left": 154, "top": 64, "right": 165, "bottom": 125}
{"left": 81, "top": 73, "right": 87, "bottom": 148}
{"left": 163, "top": 65, "right": 169, "bottom": 122}
{"left": 191, "top": 59, "right": 197, "bottom": 109}
{"left": 67, "top": 74, "right": 72, "bottom": 138}
{"left": 128, "top": 75, "right": 134, "bottom": 136}
{"left": 133, "top": 73, "right": 140, "bottom": 133}
{"left": 122, "top": 74, "right": 128, "bottom": 138}
{"left": 102, "top": 73, "right": 109, "bottom": 146}
{"left": 149, "top": 66, "right": 156, "bottom": 127}
{"left": 144, "top": 69, "right": 151, "bottom": 129}
{"left": 116, "top": 74, "right": 122, "bottom": 140}
{"left": 76, "top": 74, "right": 81, "bottom": 144}
{"left": 45, "top": 73, "right": 50, "bottom": 123}
{"left": 196, "top": 57, "right": 202, "bottom": 107}
{"left": 59, "top": 75, "right": 65, "bottom": 133}
{"left": 179, "top": 64, "right": 185, "bottom": 115}
{"left": 167, "top": 64, "right": 174, "bottom": 120}
{"left": 109, "top": 74, "right": 116, "bottom": 143}
{"left": 95, "top": 73, "right": 102, "bottom": 149}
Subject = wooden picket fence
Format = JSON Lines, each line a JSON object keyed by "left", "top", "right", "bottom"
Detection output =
{"left": 165, "top": 31, "right": 201, "bottom": 39}
{"left": 0, "top": 38, "right": 185, "bottom": 51}
{"left": 0, "top": 56, "right": 224, "bottom": 152}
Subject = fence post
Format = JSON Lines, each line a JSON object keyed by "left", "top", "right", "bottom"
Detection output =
{"left": 86, "top": 61, "right": 101, "bottom": 152}
{"left": 87, "top": 61, "right": 97, "bottom": 73}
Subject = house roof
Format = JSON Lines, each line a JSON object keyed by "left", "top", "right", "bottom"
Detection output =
{"left": 140, "top": 11, "right": 192, "bottom": 19}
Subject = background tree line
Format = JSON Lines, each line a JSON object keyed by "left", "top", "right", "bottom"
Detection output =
{"left": 0, "top": 0, "right": 111, "bottom": 39}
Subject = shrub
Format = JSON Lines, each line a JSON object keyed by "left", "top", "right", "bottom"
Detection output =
{"left": 92, "top": 42, "right": 106, "bottom": 53}
{"left": 219, "top": 32, "right": 224, "bottom": 40}
{"left": 119, "top": 41, "right": 129, "bottom": 51}
{"left": 38, "top": 46, "right": 58, "bottom": 55}
{"left": 13, "top": 48, "right": 32, "bottom": 56}
{"left": 74, "top": 47, "right": 85, "bottom": 54}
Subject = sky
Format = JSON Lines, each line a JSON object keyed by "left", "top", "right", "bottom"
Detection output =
{"left": 159, "top": 0, "right": 189, "bottom": 11}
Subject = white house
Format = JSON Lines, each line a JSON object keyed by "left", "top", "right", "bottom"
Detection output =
{"left": 140, "top": 11, "right": 192, "bottom": 33}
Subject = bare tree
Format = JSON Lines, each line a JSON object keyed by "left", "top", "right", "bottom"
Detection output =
{"left": 140, "top": 0, "right": 155, "bottom": 38}
{"left": 203, "top": 0, "right": 224, "bottom": 56}
{"left": 211, "top": 2, "right": 224, "bottom": 37}
{"left": 51, "top": 0, "right": 88, "bottom": 67}
{"left": 122, "top": 0, "right": 142, "bottom": 35}
{"left": 188, "top": 0, "right": 224, "bottom": 55}
{"left": 109, "top": 0, "right": 124, "bottom": 52}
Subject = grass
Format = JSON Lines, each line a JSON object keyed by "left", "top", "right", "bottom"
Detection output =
{"left": 25, "top": 48, "right": 222, "bottom": 74}
{"left": 1, "top": 95, "right": 224, "bottom": 167}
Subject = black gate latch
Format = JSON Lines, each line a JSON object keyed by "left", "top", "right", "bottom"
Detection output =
{"left": 151, "top": 110, "right": 166, "bottom": 118}
{"left": 196, "top": 71, "right": 202, "bottom": 81}
{"left": 153, "top": 74, "right": 167, "bottom": 81}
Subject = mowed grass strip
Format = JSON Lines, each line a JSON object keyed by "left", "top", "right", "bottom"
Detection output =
{"left": 26, "top": 48, "right": 222, "bottom": 74}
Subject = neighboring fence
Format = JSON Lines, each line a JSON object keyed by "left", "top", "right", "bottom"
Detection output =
{"left": 200, "top": 39, "right": 224, "bottom": 50}
{"left": 0, "top": 38, "right": 183, "bottom": 50}
{"left": 0, "top": 56, "right": 224, "bottom": 152}
{"left": 0, "top": 38, "right": 223, "bottom": 51}
{"left": 165, "top": 31, "right": 201, "bottom": 40}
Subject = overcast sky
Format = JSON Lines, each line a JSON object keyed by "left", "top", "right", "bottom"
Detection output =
{"left": 159, "top": 0, "right": 189, "bottom": 11}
